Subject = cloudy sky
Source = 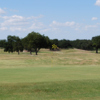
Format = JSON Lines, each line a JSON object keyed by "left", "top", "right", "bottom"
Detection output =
{"left": 0, "top": 0, "right": 100, "bottom": 40}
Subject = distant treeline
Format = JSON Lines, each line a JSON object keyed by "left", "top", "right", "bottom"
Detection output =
{"left": 51, "top": 39, "right": 93, "bottom": 50}
{"left": 0, "top": 31, "right": 100, "bottom": 54}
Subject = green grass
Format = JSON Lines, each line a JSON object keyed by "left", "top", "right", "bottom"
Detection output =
{"left": 0, "top": 48, "right": 100, "bottom": 100}
{"left": 1, "top": 80, "right": 100, "bottom": 100}
{"left": 0, "top": 65, "right": 100, "bottom": 83}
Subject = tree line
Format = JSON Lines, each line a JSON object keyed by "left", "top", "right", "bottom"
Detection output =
{"left": 0, "top": 31, "right": 100, "bottom": 54}
{"left": 2, "top": 31, "right": 52, "bottom": 55}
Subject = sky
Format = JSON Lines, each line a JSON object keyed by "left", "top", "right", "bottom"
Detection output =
{"left": 0, "top": 0, "right": 100, "bottom": 40}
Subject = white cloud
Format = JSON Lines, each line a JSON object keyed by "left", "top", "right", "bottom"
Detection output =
{"left": 92, "top": 17, "right": 98, "bottom": 20}
{"left": 95, "top": 0, "right": 100, "bottom": 6}
{"left": 27, "top": 15, "right": 43, "bottom": 20}
{"left": 0, "top": 8, "right": 5, "bottom": 14}
{"left": 49, "top": 21, "right": 78, "bottom": 33}
{"left": 40, "top": 28, "right": 50, "bottom": 33}
{"left": 85, "top": 25, "right": 97, "bottom": 30}
{"left": 30, "top": 22, "right": 44, "bottom": 29}
{"left": 3, "top": 15, "right": 24, "bottom": 20}
{"left": 0, "top": 14, "right": 44, "bottom": 32}
{"left": 0, "top": 27, "right": 8, "bottom": 31}
{"left": 9, "top": 27, "right": 22, "bottom": 31}
{"left": 1, "top": 15, "right": 28, "bottom": 26}
{"left": 50, "top": 21, "right": 75, "bottom": 27}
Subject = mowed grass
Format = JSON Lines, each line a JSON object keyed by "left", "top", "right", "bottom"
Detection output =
{"left": 0, "top": 49, "right": 100, "bottom": 100}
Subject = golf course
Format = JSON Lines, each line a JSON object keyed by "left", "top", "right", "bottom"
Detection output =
{"left": 0, "top": 48, "right": 100, "bottom": 100}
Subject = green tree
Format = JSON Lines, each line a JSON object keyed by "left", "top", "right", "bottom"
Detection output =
{"left": 71, "top": 39, "right": 93, "bottom": 50}
{"left": 92, "top": 36, "right": 100, "bottom": 53}
{"left": 4, "top": 35, "right": 14, "bottom": 53}
{"left": 58, "top": 39, "right": 72, "bottom": 48}
{"left": 22, "top": 37, "right": 28, "bottom": 51}
{"left": 13, "top": 36, "right": 23, "bottom": 55}
{"left": 42, "top": 35, "right": 52, "bottom": 49}
{"left": 51, "top": 39, "right": 59, "bottom": 46}
{"left": 4, "top": 35, "right": 23, "bottom": 54}
{"left": 0, "top": 39, "right": 6, "bottom": 48}
{"left": 24, "top": 31, "right": 47, "bottom": 55}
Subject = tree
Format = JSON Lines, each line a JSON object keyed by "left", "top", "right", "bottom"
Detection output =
{"left": 22, "top": 37, "right": 28, "bottom": 51}
{"left": 4, "top": 36, "right": 14, "bottom": 53}
{"left": 58, "top": 39, "right": 72, "bottom": 48}
{"left": 13, "top": 36, "right": 23, "bottom": 55}
{"left": 24, "top": 31, "right": 48, "bottom": 55}
{"left": 71, "top": 39, "right": 93, "bottom": 50}
{"left": 0, "top": 40, "right": 6, "bottom": 48}
{"left": 51, "top": 39, "right": 59, "bottom": 46}
{"left": 4, "top": 35, "right": 23, "bottom": 54}
{"left": 42, "top": 35, "right": 52, "bottom": 49}
{"left": 92, "top": 35, "right": 100, "bottom": 53}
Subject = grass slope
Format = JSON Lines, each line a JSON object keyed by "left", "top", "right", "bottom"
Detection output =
{"left": 0, "top": 49, "right": 100, "bottom": 100}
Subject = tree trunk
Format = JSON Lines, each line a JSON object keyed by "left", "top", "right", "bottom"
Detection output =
{"left": 30, "top": 51, "right": 32, "bottom": 55}
{"left": 18, "top": 51, "right": 20, "bottom": 55}
{"left": 96, "top": 47, "right": 98, "bottom": 53}
{"left": 35, "top": 48, "right": 38, "bottom": 55}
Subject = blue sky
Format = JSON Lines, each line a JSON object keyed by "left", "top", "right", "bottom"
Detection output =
{"left": 0, "top": 0, "right": 100, "bottom": 40}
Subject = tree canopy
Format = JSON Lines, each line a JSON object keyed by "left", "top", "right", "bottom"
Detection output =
{"left": 1, "top": 31, "right": 100, "bottom": 55}
{"left": 4, "top": 35, "right": 23, "bottom": 54}
{"left": 92, "top": 35, "right": 100, "bottom": 53}
{"left": 23, "top": 31, "right": 50, "bottom": 55}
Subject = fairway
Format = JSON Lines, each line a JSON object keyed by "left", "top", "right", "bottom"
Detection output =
{"left": 0, "top": 49, "right": 100, "bottom": 100}
{"left": 0, "top": 65, "right": 100, "bottom": 83}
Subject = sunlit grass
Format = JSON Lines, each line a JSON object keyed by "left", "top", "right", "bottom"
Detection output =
{"left": 0, "top": 48, "right": 100, "bottom": 100}
{"left": 0, "top": 48, "right": 100, "bottom": 67}
{"left": 0, "top": 65, "right": 100, "bottom": 83}
{"left": 0, "top": 80, "right": 100, "bottom": 100}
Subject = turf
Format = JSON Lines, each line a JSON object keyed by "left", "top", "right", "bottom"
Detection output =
{"left": 0, "top": 48, "right": 100, "bottom": 100}
{"left": 0, "top": 80, "right": 100, "bottom": 100}
{"left": 0, "top": 65, "right": 100, "bottom": 83}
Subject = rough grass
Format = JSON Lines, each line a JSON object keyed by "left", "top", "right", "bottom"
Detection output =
{"left": 0, "top": 48, "right": 100, "bottom": 68}
{"left": 0, "top": 48, "right": 100, "bottom": 100}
